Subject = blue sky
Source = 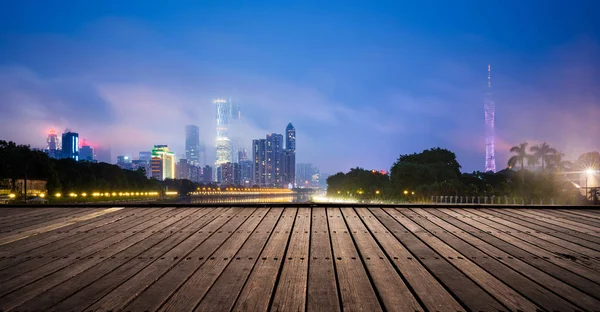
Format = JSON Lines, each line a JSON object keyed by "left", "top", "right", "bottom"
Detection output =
{"left": 1, "top": 1, "right": 599, "bottom": 174}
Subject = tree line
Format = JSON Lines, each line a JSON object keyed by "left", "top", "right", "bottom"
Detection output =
{"left": 327, "top": 143, "right": 599, "bottom": 204}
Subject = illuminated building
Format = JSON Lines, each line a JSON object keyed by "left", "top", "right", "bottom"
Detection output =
{"left": 253, "top": 139, "right": 267, "bottom": 186}
{"left": 80, "top": 145, "right": 94, "bottom": 161}
{"left": 220, "top": 162, "right": 239, "bottom": 185}
{"left": 117, "top": 156, "right": 132, "bottom": 170}
{"left": 151, "top": 145, "right": 176, "bottom": 180}
{"left": 266, "top": 133, "right": 283, "bottom": 187}
{"left": 45, "top": 129, "right": 61, "bottom": 159}
{"left": 61, "top": 131, "right": 79, "bottom": 161}
{"left": 215, "top": 98, "right": 232, "bottom": 167}
{"left": 176, "top": 159, "right": 190, "bottom": 180}
{"left": 239, "top": 160, "right": 253, "bottom": 186}
{"left": 185, "top": 125, "right": 200, "bottom": 166}
{"left": 282, "top": 122, "right": 296, "bottom": 186}
{"left": 484, "top": 64, "right": 496, "bottom": 172}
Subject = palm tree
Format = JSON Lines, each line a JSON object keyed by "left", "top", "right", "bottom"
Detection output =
{"left": 508, "top": 142, "right": 530, "bottom": 171}
{"left": 530, "top": 142, "right": 557, "bottom": 171}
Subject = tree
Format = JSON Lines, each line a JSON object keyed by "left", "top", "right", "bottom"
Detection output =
{"left": 507, "top": 142, "right": 530, "bottom": 171}
{"left": 530, "top": 142, "right": 557, "bottom": 171}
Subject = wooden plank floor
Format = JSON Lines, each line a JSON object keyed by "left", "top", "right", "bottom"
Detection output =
{"left": 0, "top": 206, "right": 599, "bottom": 312}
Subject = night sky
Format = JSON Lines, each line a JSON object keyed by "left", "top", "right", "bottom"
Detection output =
{"left": 1, "top": 1, "right": 599, "bottom": 174}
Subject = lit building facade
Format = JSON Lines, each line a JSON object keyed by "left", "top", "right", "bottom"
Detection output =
{"left": 185, "top": 125, "right": 200, "bottom": 166}
{"left": 46, "top": 129, "right": 61, "bottom": 159}
{"left": 266, "top": 133, "right": 283, "bottom": 187}
{"left": 253, "top": 139, "right": 267, "bottom": 186}
{"left": 296, "top": 163, "right": 319, "bottom": 188}
{"left": 177, "top": 159, "right": 190, "bottom": 180}
{"left": 151, "top": 145, "right": 175, "bottom": 180}
{"left": 221, "top": 162, "right": 239, "bottom": 185}
{"left": 202, "top": 165, "right": 213, "bottom": 183}
{"left": 61, "top": 131, "right": 79, "bottom": 161}
{"left": 239, "top": 160, "right": 253, "bottom": 186}
{"left": 282, "top": 122, "right": 296, "bottom": 186}
{"left": 215, "top": 98, "right": 232, "bottom": 167}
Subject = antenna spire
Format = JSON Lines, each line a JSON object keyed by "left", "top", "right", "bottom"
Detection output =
{"left": 487, "top": 64, "right": 491, "bottom": 89}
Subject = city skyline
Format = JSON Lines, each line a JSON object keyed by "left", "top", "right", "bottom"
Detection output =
{"left": 1, "top": 2, "right": 599, "bottom": 174}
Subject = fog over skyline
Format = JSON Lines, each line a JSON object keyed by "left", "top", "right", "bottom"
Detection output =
{"left": 1, "top": 1, "right": 599, "bottom": 174}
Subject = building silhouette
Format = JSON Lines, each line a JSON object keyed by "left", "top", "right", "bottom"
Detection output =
{"left": 61, "top": 131, "right": 79, "bottom": 161}
{"left": 185, "top": 125, "right": 200, "bottom": 166}
{"left": 45, "top": 129, "right": 61, "bottom": 159}
{"left": 252, "top": 139, "right": 266, "bottom": 186}
{"left": 283, "top": 122, "right": 296, "bottom": 187}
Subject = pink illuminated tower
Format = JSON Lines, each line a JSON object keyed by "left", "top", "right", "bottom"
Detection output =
{"left": 484, "top": 64, "right": 496, "bottom": 172}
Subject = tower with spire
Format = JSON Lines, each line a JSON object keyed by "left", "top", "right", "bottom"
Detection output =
{"left": 484, "top": 64, "right": 496, "bottom": 172}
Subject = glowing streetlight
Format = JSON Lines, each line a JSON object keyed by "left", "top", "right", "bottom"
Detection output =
{"left": 403, "top": 190, "right": 409, "bottom": 195}
{"left": 375, "top": 190, "right": 380, "bottom": 195}
{"left": 586, "top": 168, "right": 595, "bottom": 175}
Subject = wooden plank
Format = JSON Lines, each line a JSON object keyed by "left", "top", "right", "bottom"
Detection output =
{"left": 306, "top": 207, "right": 341, "bottom": 312}
{"left": 0, "top": 208, "right": 152, "bottom": 257}
{"left": 0, "top": 208, "right": 74, "bottom": 226}
{"left": 0, "top": 208, "right": 172, "bottom": 275}
{"left": 383, "top": 207, "right": 539, "bottom": 311}
{"left": 0, "top": 208, "right": 99, "bottom": 234}
{"left": 544, "top": 209, "right": 600, "bottom": 226}
{"left": 355, "top": 207, "right": 464, "bottom": 312}
{"left": 465, "top": 209, "right": 600, "bottom": 260}
{"left": 51, "top": 208, "right": 230, "bottom": 312}
{"left": 159, "top": 208, "right": 269, "bottom": 311}
{"left": 564, "top": 209, "right": 600, "bottom": 221}
{"left": 370, "top": 207, "right": 505, "bottom": 311}
{"left": 486, "top": 209, "right": 600, "bottom": 252}
{"left": 1, "top": 208, "right": 200, "bottom": 311}
{"left": 269, "top": 207, "right": 311, "bottom": 311}
{"left": 232, "top": 208, "right": 297, "bottom": 312}
{"left": 440, "top": 208, "right": 600, "bottom": 285}
{"left": 325, "top": 207, "right": 382, "bottom": 312}
{"left": 499, "top": 209, "right": 600, "bottom": 241}
{"left": 122, "top": 207, "right": 252, "bottom": 312}
{"left": 78, "top": 207, "right": 234, "bottom": 312}
{"left": 341, "top": 207, "right": 423, "bottom": 311}
{"left": 523, "top": 209, "right": 600, "bottom": 229}
{"left": 427, "top": 208, "right": 600, "bottom": 301}
{"left": 412, "top": 207, "right": 599, "bottom": 310}
{"left": 0, "top": 208, "right": 102, "bottom": 239}
{"left": 194, "top": 208, "right": 284, "bottom": 312}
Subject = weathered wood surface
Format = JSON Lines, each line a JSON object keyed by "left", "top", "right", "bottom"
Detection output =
{"left": 0, "top": 206, "right": 598, "bottom": 312}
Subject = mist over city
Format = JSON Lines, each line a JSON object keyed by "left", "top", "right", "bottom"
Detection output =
{"left": 1, "top": 2, "right": 598, "bottom": 175}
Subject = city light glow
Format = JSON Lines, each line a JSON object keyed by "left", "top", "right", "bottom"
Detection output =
{"left": 8, "top": 193, "right": 15, "bottom": 198}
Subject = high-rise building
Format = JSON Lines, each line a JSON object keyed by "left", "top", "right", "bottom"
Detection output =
{"left": 151, "top": 145, "right": 176, "bottom": 180}
{"left": 266, "top": 133, "right": 283, "bottom": 187}
{"left": 252, "top": 139, "right": 267, "bottom": 186}
{"left": 202, "top": 165, "right": 213, "bottom": 183}
{"left": 221, "top": 162, "right": 239, "bottom": 185}
{"left": 484, "top": 64, "right": 496, "bottom": 173}
{"left": 296, "top": 163, "right": 319, "bottom": 188}
{"left": 80, "top": 145, "right": 94, "bottom": 161}
{"left": 117, "top": 156, "right": 132, "bottom": 170}
{"left": 189, "top": 164, "right": 201, "bottom": 182}
{"left": 239, "top": 160, "right": 253, "bottom": 186}
{"left": 139, "top": 151, "right": 152, "bottom": 162}
{"left": 131, "top": 159, "right": 149, "bottom": 175}
{"left": 282, "top": 122, "right": 296, "bottom": 186}
{"left": 138, "top": 151, "right": 152, "bottom": 178}
{"left": 215, "top": 98, "right": 232, "bottom": 167}
{"left": 45, "top": 129, "right": 61, "bottom": 159}
{"left": 61, "top": 131, "right": 79, "bottom": 161}
{"left": 177, "top": 159, "right": 190, "bottom": 180}
{"left": 238, "top": 148, "right": 248, "bottom": 162}
{"left": 185, "top": 125, "right": 200, "bottom": 166}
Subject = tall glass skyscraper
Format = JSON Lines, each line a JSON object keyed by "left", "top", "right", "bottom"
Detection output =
{"left": 252, "top": 139, "right": 266, "bottom": 186}
{"left": 283, "top": 122, "right": 296, "bottom": 186}
{"left": 266, "top": 133, "right": 283, "bottom": 186}
{"left": 185, "top": 125, "right": 200, "bottom": 165}
{"left": 61, "top": 131, "right": 79, "bottom": 161}
{"left": 215, "top": 98, "right": 232, "bottom": 167}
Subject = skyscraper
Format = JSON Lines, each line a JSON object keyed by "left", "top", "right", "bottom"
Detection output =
{"left": 202, "top": 165, "right": 213, "bottom": 183}
{"left": 484, "top": 64, "right": 496, "bottom": 173}
{"left": 151, "top": 145, "right": 176, "bottom": 180}
{"left": 61, "top": 131, "right": 79, "bottom": 161}
{"left": 296, "top": 163, "right": 319, "bottom": 188}
{"left": 79, "top": 145, "right": 94, "bottom": 161}
{"left": 215, "top": 98, "right": 232, "bottom": 167}
{"left": 266, "top": 133, "right": 283, "bottom": 186}
{"left": 283, "top": 122, "right": 296, "bottom": 186}
{"left": 252, "top": 139, "right": 266, "bottom": 186}
{"left": 45, "top": 129, "right": 61, "bottom": 159}
{"left": 185, "top": 125, "right": 200, "bottom": 165}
